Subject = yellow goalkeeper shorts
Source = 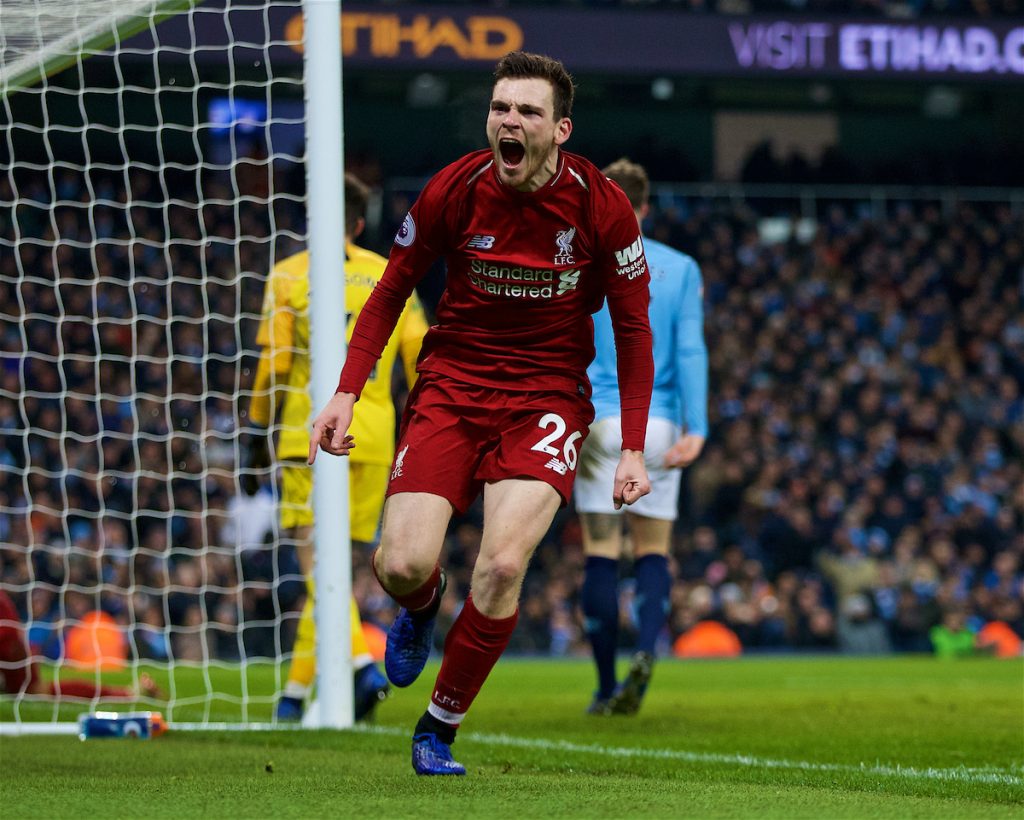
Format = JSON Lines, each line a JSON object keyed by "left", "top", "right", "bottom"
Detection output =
{"left": 279, "top": 461, "right": 390, "bottom": 544}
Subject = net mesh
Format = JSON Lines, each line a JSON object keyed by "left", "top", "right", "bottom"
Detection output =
{"left": 1, "top": 0, "right": 312, "bottom": 727}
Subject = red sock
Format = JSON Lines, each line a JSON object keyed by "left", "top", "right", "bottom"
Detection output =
{"left": 428, "top": 594, "right": 518, "bottom": 725}
{"left": 372, "top": 548, "right": 441, "bottom": 613}
{"left": 48, "top": 679, "right": 134, "bottom": 699}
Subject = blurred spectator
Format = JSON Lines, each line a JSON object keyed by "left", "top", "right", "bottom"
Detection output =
{"left": 740, "top": 139, "right": 1024, "bottom": 188}
{"left": 930, "top": 605, "right": 981, "bottom": 658}
{"left": 133, "top": 594, "right": 171, "bottom": 661}
{"left": 836, "top": 593, "right": 893, "bottom": 654}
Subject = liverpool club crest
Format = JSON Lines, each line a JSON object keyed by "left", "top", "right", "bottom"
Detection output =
{"left": 554, "top": 227, "right": 576, "bottom": 266}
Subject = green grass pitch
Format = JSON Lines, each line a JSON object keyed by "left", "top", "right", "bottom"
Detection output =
{"left": 2, "top": 656, "right": 1022, "bottom": 817}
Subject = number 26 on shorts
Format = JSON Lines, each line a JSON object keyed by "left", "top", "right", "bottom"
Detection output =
{"left": 530, "top": 412, "right": 583, "bottom": 471}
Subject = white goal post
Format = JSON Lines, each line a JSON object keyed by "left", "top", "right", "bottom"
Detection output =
{"left": 1, "top": 0, "right": 351, "bottom": 732}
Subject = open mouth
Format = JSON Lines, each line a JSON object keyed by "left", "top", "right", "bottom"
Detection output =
{"left": 498, "top": 138, "right": 525, "bottom": 169}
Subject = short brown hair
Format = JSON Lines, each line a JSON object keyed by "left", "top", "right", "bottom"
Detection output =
{"left": 602, "top": 157, "right": 649, "bottom": 211}
{"left": 344, "top": 172, "right": 370, "bottom": 236}
{"left": 493, "top": 51, "right": 575, "bottom": 121}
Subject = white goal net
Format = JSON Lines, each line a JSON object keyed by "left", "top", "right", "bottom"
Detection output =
{"left": 1, "top": 0, "right": 326, "bottom": 730}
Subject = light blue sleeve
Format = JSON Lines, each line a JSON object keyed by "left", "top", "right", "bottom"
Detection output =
{"left": 677, "top": 257, "right": 708, "bottom": 437}
{"left": 587, "top": 298, "right": 621, "bottom": 421}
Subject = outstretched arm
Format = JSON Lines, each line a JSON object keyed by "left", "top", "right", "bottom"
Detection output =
{"left": 311, "top": 263, "right": 422, "bottom": 461}
{"left": 606, "top": 277, "right": 654, "bottom": 507}
{"left": 605, "top": 285, "right": 654, "bottom": 452}
{"left": 308, "top": 391, "right": 357, "bottom": 463}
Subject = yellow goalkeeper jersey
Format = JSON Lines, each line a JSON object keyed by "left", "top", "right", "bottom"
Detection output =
{"left": 250, "top": 243, "right": 427, "bottom": 466}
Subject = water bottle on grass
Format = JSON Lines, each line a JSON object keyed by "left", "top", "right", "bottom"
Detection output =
{"left": 78, "top": 711, "right": 167, "bottom": 740}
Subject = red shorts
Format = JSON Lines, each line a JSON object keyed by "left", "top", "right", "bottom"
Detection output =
{"left": 386, "top": 373, "right": 595, "bottom": 514}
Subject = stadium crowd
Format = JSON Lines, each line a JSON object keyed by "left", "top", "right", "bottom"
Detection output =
{"left": 739, "top": 140, "right": 1024, "bottom": 190}
{"left": 1, "top": 164, "right": 1022, "bottom": 666}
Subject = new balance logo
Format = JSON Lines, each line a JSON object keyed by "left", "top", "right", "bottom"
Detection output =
{"left": 556, "top": 269, "right": 580, "bottom": 295}
{"left": 467, "top": 235, "right": 495, "bottom": 249}
{"left": 544, "top": 457, "right": 568, "bottom": 475}
{"left": 614, "top": 237, "right": 644, "bottom": 266}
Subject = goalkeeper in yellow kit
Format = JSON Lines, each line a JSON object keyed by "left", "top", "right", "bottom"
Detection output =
{"left": 245, "top": 173, "right": 427, "bottom": 722}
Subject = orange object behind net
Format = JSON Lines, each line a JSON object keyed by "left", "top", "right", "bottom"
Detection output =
{"left": 672, "top": 620, "right": 743, "bottom": 659}
{"left": 64, "top": 611, "right": 128, "bottom": 671}
{"left": 978, "top": 621, "right": 1022, "bottom": 659}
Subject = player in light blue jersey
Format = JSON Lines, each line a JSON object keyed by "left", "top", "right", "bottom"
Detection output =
{"left": 575, "top": 158, "right": 708, "bottom": 715}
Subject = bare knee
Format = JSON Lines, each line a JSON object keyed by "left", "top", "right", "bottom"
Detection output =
{"left": 474, "top": 554, "right": 527, "bottom": 595}
{"left": 375, "top": 547, "right": 435, "bottom": 592}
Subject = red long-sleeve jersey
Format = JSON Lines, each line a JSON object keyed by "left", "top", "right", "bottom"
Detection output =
{"left": 337, "top": 149, "right": 654, "bottom": 450}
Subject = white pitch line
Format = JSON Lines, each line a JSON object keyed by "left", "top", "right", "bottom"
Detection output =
{"left": 355, "top": 724, "right": 1024, "bottom": 787}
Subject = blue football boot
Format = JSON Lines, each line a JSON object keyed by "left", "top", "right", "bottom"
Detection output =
{"left": 412, "top": 732, "right": 466, "bottom": 776}
{"left": 353, "top": 663, "right": 391, "bottom": 722}
{"left": 385, "top": 571, "right": 446, "bottom": 687}
{"left": 275, "top": 695, "right": 304, "bottom": 721}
